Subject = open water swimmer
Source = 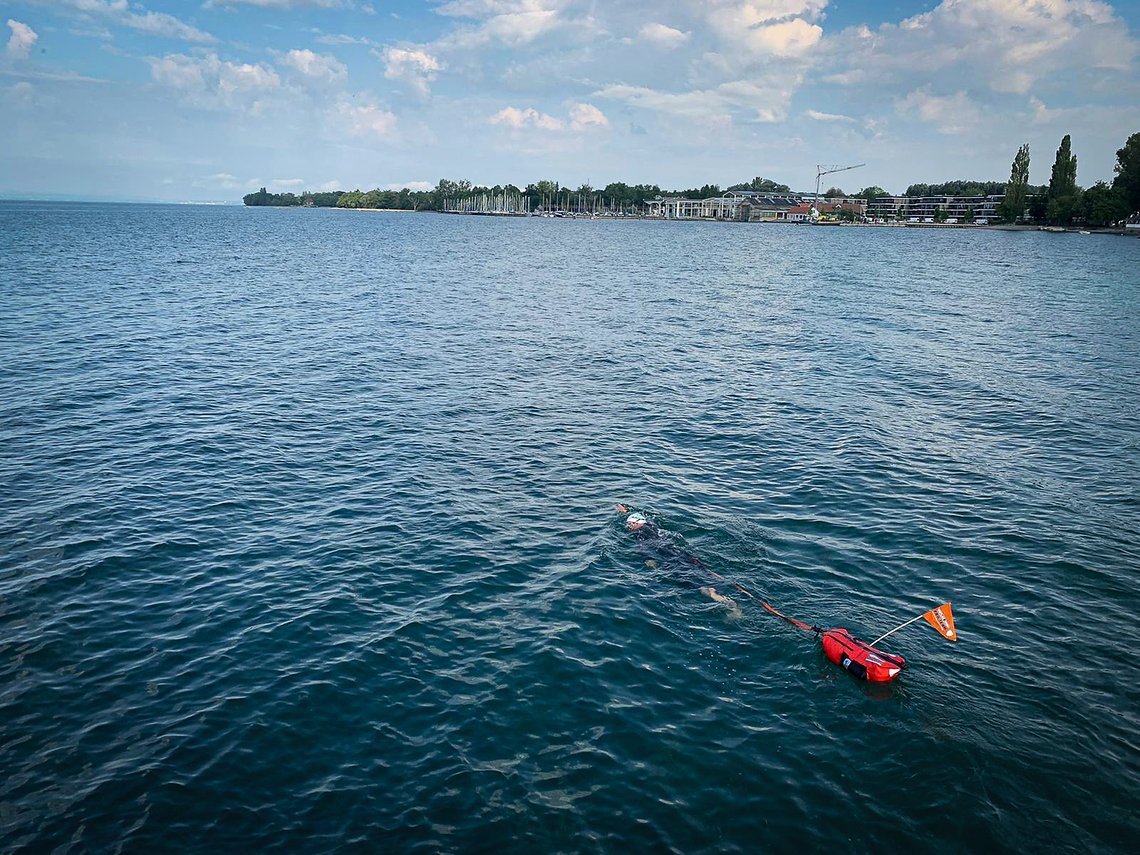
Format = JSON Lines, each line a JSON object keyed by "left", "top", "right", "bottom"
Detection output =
{"left": 614, "top": 504, "right": 742, "bottom": 617}
{"left": 615, "top": 505, "right": 958, "bottom": 681}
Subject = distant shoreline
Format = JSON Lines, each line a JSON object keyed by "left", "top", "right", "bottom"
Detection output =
{"left": 331, "top": 207, "right": 419, "bottom": 213}
{"left": 317, "top": 207, "right": 1140, "bottom": 234}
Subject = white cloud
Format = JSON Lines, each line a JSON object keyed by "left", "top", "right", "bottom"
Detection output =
{"left": 434, "top": 0, "right": 569, "bottom": 47}
{"left": 805, "top": 109, "right": 853, "bottom": 122}
{"left": 638, "top": 23, "right": 688, "bottom": 48}
{"left": 594, "top": 84, "right": 728, "bottom": 124}
{"left": 0, "top": 67, "right": 108, "bottom": 83}
{"left": 746, "top": 17, "right": 822, "bottom": 56}
{"left": 317, "top": 179, "right": 343, "bottom": 191}
{"left": 1024, "top": 94, "right": 1132, "bottom": 135}
{"left": 718, "top": 78, "right": 798, "bottom": 122}
{"left": 280, "top": 48, "right": 348, "bottom": 82}
{"left": 820, "top": 69, "right": 865, "bottom": 86}
{"left": 315, "top": 33, "right": 376, "bottom": 46}
{"left": 6, "top": 19, "right": 38, "bottom": 60}
{"left": 705, "top": 0, "right": 827, "bottom": 57}
{"left": 202, "top": 0, "right": 348, "bottom": 7}
{"left": 596, "top": 72, "right": 799, "bottom": 125}
{"left": 823, "top": 0, "right": 1137, "bottom": 96}
{"left": 382, "top": 46, "right": 442, "bottom": 97}
{"left": 5, "top": 80, "right": 36, "bottom": 105}
{"left": 382, "top": 180, "right": 434, "bottom": 191}
{"left": 482, "top": 9, "right": 559, "bottom": 44}
{"left": 149, "top": 53, "right": 280, "bottom": 109}
{"left": 58, "top": 0, "right": 215, "bottom": 44}
{"left": 271, "top": 177, "right": 305, "bottom": 187}
{"left": 592, "top": 83, "right": 725, "bottom": 124}
{"left": 332, "top": 99, "right": 397, "bottom": 138}
{"left": 897, "top": 88, "right": 980, "bottom": 135}
{"left": 198, "top": 172, "right": 244, "bottom": 189}
{"left": 489, "top": 105, "right": 564, "bottom": 130}
{"left": 220, "top": 62, "right": 279, "bottom": 94}
{"left": 487, "top": 101, "right": 609, "bottom": 132}
{"left": 568, "top": 102, "right": 607, "bottom": 129}
{"left": 206, "top": 0, "right": 351, "bottom": 7}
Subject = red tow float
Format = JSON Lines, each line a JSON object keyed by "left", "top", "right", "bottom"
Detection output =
{"left": 755, "top": 597, "right": 957, "bottom": 682}
{"left": 714, "top": 570, "right": 956, "bottom": 682}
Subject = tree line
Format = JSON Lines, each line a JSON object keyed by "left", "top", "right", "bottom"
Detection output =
{"left": 242, "top": 175, "right": 796, "bottom": 212}
{"left": 241, "top": 187, "right": 343, "bottom": 207}
{"left": 998, "top": 131, "right": 1139, "bottom": 227}
{"left": 242, "top": 137, "right": 1140, "bottom": 228}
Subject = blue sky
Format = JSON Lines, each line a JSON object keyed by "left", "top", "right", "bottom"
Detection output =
{"left": 3, "top": 0, "right": 1139, "bottom": 201}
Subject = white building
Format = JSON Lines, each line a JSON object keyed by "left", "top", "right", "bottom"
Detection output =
{"left": 867, "top": 194, "right": 1005, "bottom": 222}
{"left": 647, "top": 191, "right": 805, "bottom": 221}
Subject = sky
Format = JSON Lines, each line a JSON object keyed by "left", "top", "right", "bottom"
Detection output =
{"left": 2, "top": 0, "right": 1139, "bottom": 201}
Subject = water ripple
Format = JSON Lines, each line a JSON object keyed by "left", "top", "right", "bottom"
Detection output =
{"left": 1, "top": 204, "right": 1138, "bottom": 852}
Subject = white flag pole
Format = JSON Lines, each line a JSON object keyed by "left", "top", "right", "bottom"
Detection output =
{"left": 869, "top": 612, "right": 926, "bottom": 647}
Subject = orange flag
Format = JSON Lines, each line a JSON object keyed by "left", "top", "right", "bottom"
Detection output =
{"left": 923, "top": 603, "right": 957, "bottom": 641}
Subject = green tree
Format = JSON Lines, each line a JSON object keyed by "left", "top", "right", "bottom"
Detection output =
{"left": 1047, "top": 189, "right": 1083, "bottom": 227}
{"left": 243, "top": 187, "right": 271, "bottom": 206}
{"left": 933, "top": 207, "right": 948, "bottom": 223}
{"left": 1051, "top": 134, "right": 1077, "bottom": 186}
{"left": 857, "top": 185, "right": 889, "bottom": 202}
{"left": 300, "top": 191, "right": 343, "bottom": 207}
{"left": 728, "top": 176, "right": 791, "bottom": 193}
{"left": 1081, "top": 181, "right": 1129, "bottom": 227}
{"left": 963, "top": 207, "right": 975, "bottom": 223}
{"left": 823, "top": 186, "right": 844, "bottom": 197}
{"left": 904, "top": 180, "right": 1007, "bottom": 197}
{"left": 601, "top": 181, "right": 629, "bottom": 201}
{"left": 1112, "top": 131, "right": 1140, "bottom": 213}
{"left": 1046, "top": 134, "right": 1080, "bottom": 225}
{"left": 998, "top": 143, "right": 1031, "bottom": 223}
{"left": 242, "top": 187, "right": 304, "bottom": 206}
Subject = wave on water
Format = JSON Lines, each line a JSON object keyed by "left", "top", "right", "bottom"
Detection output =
{"left": 2, "top": 204, "right": 1138, "bottom": 852}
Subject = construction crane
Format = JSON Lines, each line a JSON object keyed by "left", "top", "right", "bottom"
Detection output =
{"left": 813, "top": 163, "right": 866, "bottom": 214}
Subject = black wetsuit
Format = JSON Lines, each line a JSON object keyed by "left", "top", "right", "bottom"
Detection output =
{"left": 628, "top": 519, "right": 719, "bottom": 591}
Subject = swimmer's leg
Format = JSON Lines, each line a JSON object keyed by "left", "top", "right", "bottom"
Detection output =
{"left": 701, "top": 587, "right": 743, "bottom": 616}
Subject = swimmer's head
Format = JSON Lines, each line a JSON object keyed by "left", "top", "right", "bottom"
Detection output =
{"left": 625, "top": 513, "right": 647, "bottom": 531}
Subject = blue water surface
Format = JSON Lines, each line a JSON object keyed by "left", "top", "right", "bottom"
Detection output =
{"left": 2, "top": 202, "right": 1139, "bottom": 852}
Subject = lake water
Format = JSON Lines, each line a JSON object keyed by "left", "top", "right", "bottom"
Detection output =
{"left": 2, "top": 202, "right": 1138, "bottom": 852}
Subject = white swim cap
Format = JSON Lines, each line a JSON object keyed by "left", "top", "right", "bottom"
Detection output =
{"left": 626, "top": 513, "right": 647, "bottom": 527}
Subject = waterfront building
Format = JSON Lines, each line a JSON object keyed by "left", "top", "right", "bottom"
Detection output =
{"left": 785, "top": 203, "right": 812, "bottom": 222}
{"left": 647, "top": 191, "right": 804, "bottom": 221}
{"left": 734, "top": 192, "right": 804, "bottom": 222}
{"left": 817, "top": 199, "right": 866, "bottom": 220}
{"left": 865, "top": 196, "right": 908, "bottom": 221}
{"left": 867, "top": 194, "right": 1004, "bottom": 222}
{"left": 646, "top": 189, "right": 1014, "bottom": 225}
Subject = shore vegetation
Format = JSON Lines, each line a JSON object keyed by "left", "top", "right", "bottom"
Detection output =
{"left": 241, "top": 135, "right": 1140, "bottom": 228}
